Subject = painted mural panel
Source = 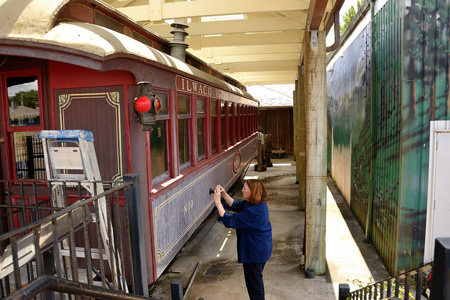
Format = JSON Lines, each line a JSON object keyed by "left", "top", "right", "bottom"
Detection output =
{"left": 372, "top": 0, "right": 403, "bottom": 275}
{"left": 328, "top": 0, "right": 450, "bottom": 275}
{"left": 397, "top": 0, "right": 450, "bottom": 272}
{"left": 327, "top": 25, "right": 372, "bottom": 226}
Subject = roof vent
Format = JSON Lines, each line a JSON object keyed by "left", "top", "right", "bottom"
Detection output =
{"left": 169, "top": 22, "right": 189, "bottom": 62}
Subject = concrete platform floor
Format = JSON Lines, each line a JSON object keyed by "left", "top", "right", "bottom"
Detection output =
{"left": 148, "top": 156, "right": 389, "bottom": 300}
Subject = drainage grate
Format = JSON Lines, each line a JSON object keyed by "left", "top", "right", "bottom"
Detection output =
{"left": 204, "top": 268, "right": 222, "bottom": 276}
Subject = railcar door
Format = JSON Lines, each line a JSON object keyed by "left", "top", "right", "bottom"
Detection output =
{"left": 53, "top": 86, "right": 127, "bottom": 182}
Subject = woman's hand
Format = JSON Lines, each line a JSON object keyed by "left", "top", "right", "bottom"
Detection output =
{"left": 216, "top": 185, "right": 234, "bottom": 207}
{"left": 215, "top": 185, "right": 225, "bottom": 195}
{"left": 214, "top": 186, "right": 222, "bottom": 204}
{"left": 213, "top": 186, "right": 225, "bottom": 217}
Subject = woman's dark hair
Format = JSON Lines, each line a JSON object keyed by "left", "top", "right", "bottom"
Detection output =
{"left": 246, "top": 179, "right": 269, "bottom": 205}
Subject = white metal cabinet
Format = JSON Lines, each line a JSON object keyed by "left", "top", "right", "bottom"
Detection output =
{"left": 424, "top": 121, "right": 450, "bottom": 263}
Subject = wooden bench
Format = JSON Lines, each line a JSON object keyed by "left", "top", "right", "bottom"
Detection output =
{"left": 272, "top": 149, "right": 286, "bottom": 159}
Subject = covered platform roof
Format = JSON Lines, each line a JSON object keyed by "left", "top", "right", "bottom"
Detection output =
{"left": 103, "top": 0, "right": 344, "bottom": 86}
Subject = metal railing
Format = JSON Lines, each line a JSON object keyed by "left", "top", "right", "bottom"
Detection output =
{"left": 343, "top": 263, "right": 432, "bottom": 300}
{"left": 340, "top": 237, "right": 450, "bottom": 300}
{"left": 3, "top": 275, "right": 151, "bottom": 300}
{"left": 0, "top": 174, "right": 151, "bottom": 299}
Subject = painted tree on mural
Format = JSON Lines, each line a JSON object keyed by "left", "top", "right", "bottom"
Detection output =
{"left": 398, "top": 0, "right": 450, "bottom": 273}
{"left": 404, "top": 0, "right": 450, "bottom": 126}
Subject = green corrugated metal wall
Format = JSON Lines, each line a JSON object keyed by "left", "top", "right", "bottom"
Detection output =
{"left": 372, "top": 0, "right": 402, "bottom": 275}
{"left": 370, "top": 0, "right": 450, "bottom": 274}
{"left": 396, "top": 0, "right": 450, "bottom": 273}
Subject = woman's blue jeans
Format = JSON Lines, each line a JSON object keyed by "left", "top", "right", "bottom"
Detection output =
{"left": 243, "top": 262, "right": 266, "bottom": 300}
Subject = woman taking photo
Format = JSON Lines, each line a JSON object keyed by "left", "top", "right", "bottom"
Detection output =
{"left": 213, "top": 180, "right": 272, "bottom": 300}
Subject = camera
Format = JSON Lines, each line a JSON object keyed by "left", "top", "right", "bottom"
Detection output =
{"left": 209, "top": 188, "right": 215, "bottom": 195}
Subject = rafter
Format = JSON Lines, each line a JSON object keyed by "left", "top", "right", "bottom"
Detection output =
{"left": 187, "top": 32, "right": 304, "bottom": 49}
{"left": 232, "top": 70, "right": 297, "bottom": 77}
{"left": 103, "top": 0, "right": 135, "bottom": 8}
{"left": 187, "top": 44, "right": 301, "bottom": 58}
{"left": 201, "top": 53, "right": 299, "bottom": 65}
{"left": 232, "top": 73, "right": 297, "bottom": 85}
{"left": 116, "top": 0, "right": 310, "bottom": 22}
{"left": 212, "top": 61, "right": 298, "bottom": 73}
{"left": 147, "top": 16, "right": 307, "bottom": 38}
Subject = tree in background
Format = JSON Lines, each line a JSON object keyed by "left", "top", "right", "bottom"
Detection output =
{"left": 340, "top": 0, "right": 362, "bottom": 36}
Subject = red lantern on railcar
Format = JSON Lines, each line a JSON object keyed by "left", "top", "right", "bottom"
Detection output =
{"left": 134, "top": 81, "right": 161, "bottom": 131}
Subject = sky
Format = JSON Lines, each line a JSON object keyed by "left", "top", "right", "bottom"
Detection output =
{"left": 326, "top": 0, "right": 359, "bottom": 46}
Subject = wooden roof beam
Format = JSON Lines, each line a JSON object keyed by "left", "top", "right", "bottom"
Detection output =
{"left": 187, "top": 32, "right": 304, "bottom": 49}
{"left": 307, "top": 0, "right": 328, "bottom": 30}
{"left": 148, "top": 16, "right": 307, "bottom": 38}
{"left": 117, "top": 0, "right": 310, "bottom": 22}
{"left": 233, "top": 73, "right": 297, "bottom": 85}
{"left": 212, "top": 61, "right": 298, "bottom": 73}
{"left": 201, "top": 53, "right": 300, "bottom": 64}
{"left": 188, "top": 44, "right": 301, "bottom": 58}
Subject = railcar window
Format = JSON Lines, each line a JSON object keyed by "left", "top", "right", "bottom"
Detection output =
{"left": 246, "top": 106, "right": 250, "bottom": 137}
{"left": 197, "top": 99, "right": 206, "bottom": 159}
{"left": 178, "top": 95, "right": 191, "bottom": 167}
{"left": 250, "top": 106, "right": 253, "bottom": 135}
{"left": 197, "top": 99, "right": 205, "bottom": 114}
{"left": 240, "top": 105, "right": 244, "bottom": 139}
{"left": 228, "top": 102, "right": 232, "bottom": 146}
{"left": 253, "top": 107, "right": 257, "bottom": 133}
{"left": 151, "top": 94, "right": 169, "bottom": 180}
{"left": 235, "top": 104, "right": 239, "bottom": 142}
{"left": 7, "top": 76, "right": 40, "bottom": 127}
{"left": 220, "top": 101, "right": 225, "bottom": 149}
{"left": 210, "top": 100, "right": 217, "bottom": 116}
{"left": 178, "top": 96, "right": 190, "bottom": 114}
{"left": 95, "top": 11, "right": 124, "bottom": 35}
{"left": 133, "top": 32, "right": 153, "bottom": 48}
{"left": 237, "top": 104, "right": 241, "bottom": 142}
{"left": 151, "top": 121, "right": 168, "bottom": 179}
{"left": 250, "top": 107, "right": 253, "bottom": 134}
{"left": 242, "top": 106, "right": 247, "bottom": 138}
{"left": 155, "top": 93, "right": 168, "bottom": 115}
{"left": 210, "top": 100, "right": 217, "bottom": 153}
{"left": 3, "top": 72, "right": 45, "bottom": 179}
{"left": 255, "top": 107, "right": 258, "bottom": 132}
{"left": 250, "top": 107, "right": 254, "bottom": 133}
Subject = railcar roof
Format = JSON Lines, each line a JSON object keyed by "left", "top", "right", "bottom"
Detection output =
{"left": 0, "top": 0, "right": 256, "bottom": 101}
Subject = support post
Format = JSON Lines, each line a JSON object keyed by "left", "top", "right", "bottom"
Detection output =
{"left": 124, "top": 174, "right": 148, "bottom": 297}
{"left": 338, "top": 283, "right": 350, "bottom": 300}
{"left": 43, "top": 250, "right": 54, "bottom": 299}
{"left": 304, "top": 30, "right": 327, "bottom": 275}
{"left": 430, "top": 237, "right": 450, "bottom": 300}
{"left": 365, "top": 0, "right": 377, "bottom": 242}
{"left": 297, "top": 66, "right": 306, "bottom": 211}
{"left": 293, "top": 81, "right": 299, "bottom": 182}
{"left": 171, "top": 279, "right": 183, "bottom": 300}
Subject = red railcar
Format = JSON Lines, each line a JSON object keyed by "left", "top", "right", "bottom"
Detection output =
{"left": 0, "top": 0, "right": 258, "bottom": 283}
